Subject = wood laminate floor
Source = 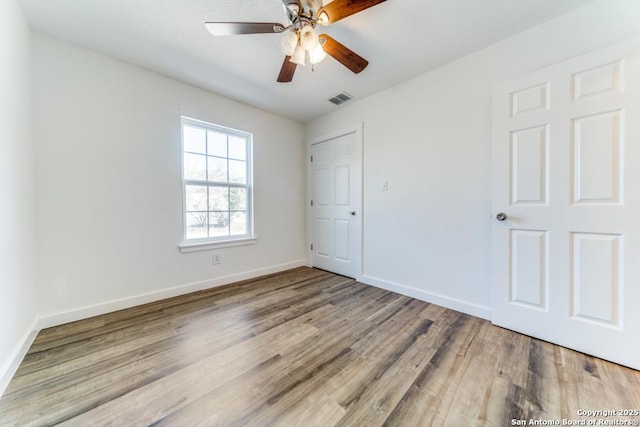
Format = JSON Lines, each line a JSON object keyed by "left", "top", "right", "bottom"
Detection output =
{"left": 1, "top": 267, "right": 639, "bottom": 426}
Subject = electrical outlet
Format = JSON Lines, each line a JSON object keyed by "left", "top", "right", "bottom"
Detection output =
{"left": 212, "top": 253, "right": 222, "bottom": 265}
{"left": 382, "top": 180, "right": 389, "bottom": 191}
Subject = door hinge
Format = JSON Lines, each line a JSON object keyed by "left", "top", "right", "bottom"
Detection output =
{"left": 310, "top": 199, "right": 314, "bottom": 207}
{"left": 310, "top": 244, "right": 313, "bottom": 251}
{"left": 310, "top": 155, "right": 313, "bottom": 162}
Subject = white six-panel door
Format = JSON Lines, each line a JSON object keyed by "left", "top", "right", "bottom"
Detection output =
{"left": 492, "top": 37, "right": 640, "bottom": 369}
{"left": 310, "top": 129, "right": 361, "bottom": 278}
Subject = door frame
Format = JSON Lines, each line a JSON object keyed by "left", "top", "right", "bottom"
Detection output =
{"left": 306, "top": 123, "right": 363, "bottom": 280}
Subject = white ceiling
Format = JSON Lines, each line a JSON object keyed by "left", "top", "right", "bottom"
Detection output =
{"left": 19, "top": 0, "right": 597, "bottom": 122}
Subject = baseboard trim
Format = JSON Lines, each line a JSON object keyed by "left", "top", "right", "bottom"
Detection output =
{"left": 361, "top": 274, "right": 492, "bottom": 320}
{"left": 38, "top": 260, "right": 308, "bottom": 329}
{"left": 0, "top": 316, "right": 39, "bottom": 398}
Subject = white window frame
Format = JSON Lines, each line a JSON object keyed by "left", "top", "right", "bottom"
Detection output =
{"left": 179, "top": 116, "right": 255, "bottom": 253}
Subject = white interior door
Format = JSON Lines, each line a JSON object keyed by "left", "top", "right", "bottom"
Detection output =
{"left": 492, "top": 37, "right": 640, "bottom": 370}
{"left": 310, "top": 129, "right": 362, "bottom": 278}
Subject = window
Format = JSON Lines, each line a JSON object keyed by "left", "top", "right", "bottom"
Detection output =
{"left": 180, "top": 116, "right": 254, "bottom": 251}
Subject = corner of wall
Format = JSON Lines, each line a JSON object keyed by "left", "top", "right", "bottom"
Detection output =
{"left": 0, "top": 319, "right": 40, "bottom": 398}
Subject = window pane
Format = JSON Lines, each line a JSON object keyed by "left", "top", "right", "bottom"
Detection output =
{"left": 208, "top": 156, "right": 227, "bottom": 182}
{"left": 228, "top": 135, "right": 246, "bottom": 160}
{"left": 208, "top": 131, "right": 227, "bottom": 157}
{"left": 209, "top": 212, "right": 229, "bottom": 237}
{"left": 209, "top": 186, "right": 229, "bottom": 211}
{"left": 230, "top": 212, "right": 247, "bottom": 235}
{"left": 186, "top": 212, "right": 208, "bottom": 239}
{"left": 182, "top": 118, "right": 252, "bottom": 243}
{"left": 230, "top": 188, "right": 247, "bottom": 210}
{"left": 183, "top": 125, "right": 206, "bottom": 154}
{"left": 185, "top": 185, "right": 207, "bottom": 211}
{"left": 184, "top": 153, "right": 206, "bottom": 180}
{"left": 229, "top": 160, "right": 246, "bottom": 184}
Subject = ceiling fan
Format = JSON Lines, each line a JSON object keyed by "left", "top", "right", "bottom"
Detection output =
{"left": 205, "top": 0, "right": 387, "bottom": 82}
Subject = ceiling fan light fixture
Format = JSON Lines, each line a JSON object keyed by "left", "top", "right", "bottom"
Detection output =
{"left": 317, "top": 11, "right": 330, "bottom": 26}
{"left": 309, "top": 43, "right": 326, "bottom": 64}
{"left": 279, "top": 31, "right": 298, "bottom": 56}
{"left": 290, "top": 44, "right": 306, "bottom": 66}
{"left": 299, "top": 25, "right": 319, "bottom": 50}
{"left": 285, "top": 2, "right": 300, "bottom": 15}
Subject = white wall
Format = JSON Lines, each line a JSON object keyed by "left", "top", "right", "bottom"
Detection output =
{"left": 306, "top": 0, "right": 640, "bottom": 319}
{"left": 32, "top": 35, "right": 307, "bottom": 323}
{"left": 0, "top": 0, "right": 39, "bottom": 394}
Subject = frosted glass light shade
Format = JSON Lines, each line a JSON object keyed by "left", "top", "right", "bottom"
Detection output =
{"left": 290, "top": 44, "right": 306, "bottom": 65}
{"left": 317, "top": 11, "right": 330, "bottom": 25}
{"left": 309, "top": 43, "right": 326, "bottom": 64}
{"left": 279, "top": 31, "right": 298, "bottom": 56}
{"left": 299, "top": 25, "right": 318, "bottom": 50}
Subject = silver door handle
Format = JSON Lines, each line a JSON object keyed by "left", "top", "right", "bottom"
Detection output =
{"left": 496, "top": 212, "right": 507, "bottom": 221}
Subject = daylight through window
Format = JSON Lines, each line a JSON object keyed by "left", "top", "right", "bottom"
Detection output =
{"left": 181, "top": 117, "right": 253, "bottom": 243}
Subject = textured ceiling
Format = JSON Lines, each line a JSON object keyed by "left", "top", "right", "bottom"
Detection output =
{"left": 19, "top": 0, "right": 597, "bottom": 122}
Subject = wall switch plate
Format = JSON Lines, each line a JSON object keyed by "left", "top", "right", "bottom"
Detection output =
{"left": 382, "top": 180, "right": 389, "bottom": 191}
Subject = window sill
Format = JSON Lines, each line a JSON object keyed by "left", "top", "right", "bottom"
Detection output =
{"left": 179, "top": 236, "right": 257, "bottom": 253}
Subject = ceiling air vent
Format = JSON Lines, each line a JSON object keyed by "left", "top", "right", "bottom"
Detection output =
{"left": 328, "top": 92, "right": 353, "bottom": 106}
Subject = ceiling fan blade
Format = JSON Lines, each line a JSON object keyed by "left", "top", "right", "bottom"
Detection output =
{"left": 205, "top": 22, "right": 286, "bottom": 36}
{"left": 319, "top": 34, "right": 368, "bottom": 74}
{"left": 317, "top": 0, "right": 386, "bottom": 24}
{"left": 277, "top": 56, "right": 297, "bottom": 82}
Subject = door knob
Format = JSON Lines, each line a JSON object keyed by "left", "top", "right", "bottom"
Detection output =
{"left": 496, "top": 212, "right": 507, "bottom": 221}
{"left": 349, "top": 211, "right": 356, "bottom": 216}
